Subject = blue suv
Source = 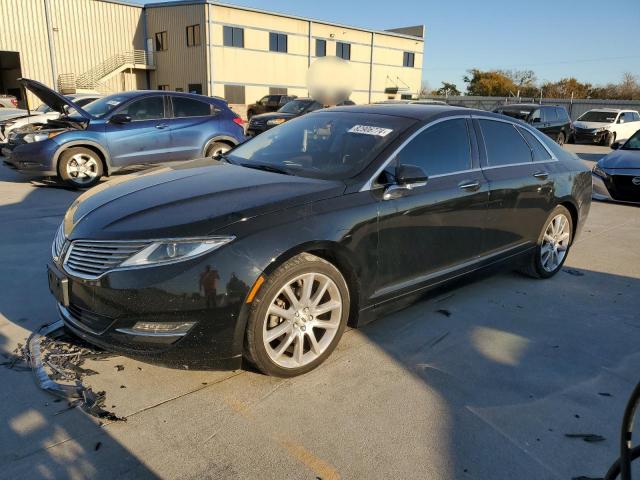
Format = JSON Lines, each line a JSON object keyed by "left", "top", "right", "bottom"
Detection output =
{"left": 3, "top": 79, "right": 245, "bottom": 188}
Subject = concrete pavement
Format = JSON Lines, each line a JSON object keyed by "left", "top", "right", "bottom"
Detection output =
{"left": 0, "top": 144, "right": 639, "bottom": 479}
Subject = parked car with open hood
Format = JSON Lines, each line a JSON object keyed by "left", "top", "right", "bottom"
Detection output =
{"left": 47, "top": 104, "right": 591, "bottom": 377}
{"left": 572, "top": 109, "right": 640, "bottom": 146}
{"left": 592, "top": 128, "right": 640, "bottom": 203}
{"left": 493, "top": 104, "right": 572, "bottom": 145}
{"left": 2, "top": 78, "right": 245, "bottom": 188}
{"left": 0, "top": 94, "right": 101, "bottom": 143}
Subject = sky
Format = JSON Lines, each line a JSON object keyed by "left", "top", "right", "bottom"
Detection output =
{"left": 135, "top": 0, "right": 640, "bottom": 93}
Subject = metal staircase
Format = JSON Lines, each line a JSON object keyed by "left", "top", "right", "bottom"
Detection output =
{"left": 58, "top": 50, "right": 154, "bottom": 94}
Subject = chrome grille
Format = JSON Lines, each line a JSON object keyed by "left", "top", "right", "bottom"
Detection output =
{"left": 52, "top": 223, "right": 66, "bottom": 260}
{"left": 64, "top": 240, "right": 151, "bottom": 279}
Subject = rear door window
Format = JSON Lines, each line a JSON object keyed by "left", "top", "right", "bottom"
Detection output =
{"left": 517, "top": 127, "right": 552, "bottom": 162}
{"left": 543, "top": 107, "right": 558, "bottom": 122}
{"left": 172, "top": 96, "right": 212, "bottom": 117}
{"left": 118, "top": 96, "right": 165, "bottom": 121}
{"left": 396, "top": 118, "right": 472, "bottom": 176}
{"left": 479, "top": 119, "right": 532, "bottom": 166}
{"left": 555, "top": 107, "right": 569, "bottom": 122}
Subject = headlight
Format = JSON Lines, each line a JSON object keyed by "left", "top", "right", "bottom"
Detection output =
{"left": 592, "top": 163, "right": 608, "bottom": 178}
{"left": 266, "top": 118, "right": 287, "bottom": 126}
{"left": 119, "top": 237, "right": 235, "bottom": 267}
{"left": 23, "top": 131, "right": 64, "bottom": 143}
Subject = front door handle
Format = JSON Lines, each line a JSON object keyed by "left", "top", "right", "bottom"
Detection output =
{"left": 458, "top": 180, "right": 480, "bottom": 192}
{"left": 533, "top": 171, "right": 549, "bottom": 180}
{"left": 155, "top": 123, "right": 169, "bottom": 129}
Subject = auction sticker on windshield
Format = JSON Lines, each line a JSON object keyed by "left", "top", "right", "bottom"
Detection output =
{"left": 348, "top": 125, "right": 393, "bottom": 137}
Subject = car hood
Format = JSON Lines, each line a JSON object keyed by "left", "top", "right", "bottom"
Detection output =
{"left": 573, "top": 121, "right": 613, "bottom": 129}
{"left": 64, "top": 159, "right": 346, "bottom": 240}
{"left": 251, "top": 112, "right": 297, "bottom": 121}
{"left": 599, "top": 149, "right": 640, "bottom": 169}
{"left": 19, "top": 78, "right": 91, "bottom": 120}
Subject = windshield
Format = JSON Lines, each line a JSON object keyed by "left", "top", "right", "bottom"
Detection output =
{"left": 622, "top": 130, "right": 640, "bottom": 150}
{"left": 278, "top": 100, "right": 316, "bottom": 114}
{"left": 81, "top": 95, "right": 129, "bottom": 118}
{"left": 226, "top": 111, "right": 413, "bottom": 180}
{"left": 578, "top": 111, "right": 617, "bottom": 123}
{"left": 498, "top": 108, "right": 533, "bottom": 121}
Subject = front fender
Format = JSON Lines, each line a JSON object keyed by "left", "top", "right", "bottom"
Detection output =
{"left": 52, "top": 136, "right": 112, "bottom": 174}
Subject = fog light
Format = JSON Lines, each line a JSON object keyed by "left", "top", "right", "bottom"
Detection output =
{"left": 131, "top": 321, "right": 195, "bottom": 335}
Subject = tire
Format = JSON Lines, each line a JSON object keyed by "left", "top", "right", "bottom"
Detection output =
{"left": 244, "top": 253, "right": 350, "bottom": 377}
{"left": 556, "top": 132, "right": 565, "bottom": 146}
{"left": 519, "top": 205, "right": 573, "bottom": 279}
{"left": 602, "top": 131, "right": 615, "bottom": 147}
{"left": 58, "top": 147, "right": 103, "bottom": 189}
{"left": 204, "top": 141, "right": 232, "bottom": 158}
{"left": 567, "top": 133, "right": 575, "bottom": 144}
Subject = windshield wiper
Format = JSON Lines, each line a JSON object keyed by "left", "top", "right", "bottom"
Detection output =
{"left": 239, "top": 163, "right": 294, "bottom": 176}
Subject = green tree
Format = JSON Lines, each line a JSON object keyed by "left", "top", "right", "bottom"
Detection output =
{"left": 434, "top": 82, "right": 461, "bottom": 96}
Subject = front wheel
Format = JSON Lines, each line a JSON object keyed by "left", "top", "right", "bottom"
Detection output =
{"left": 58, "top": 147, "right": 103, "bottom": 189}
{"left": 602, "top": 131, "right": 615, "bottom": 147}
{"left": 244, "top": 253, "right": 350, "bottom": 377}
{"left": 520, "top": 205, "right": 573, "bottom": 278}
{"left": 556, "top": 132, "right": 565, "bottom": 146}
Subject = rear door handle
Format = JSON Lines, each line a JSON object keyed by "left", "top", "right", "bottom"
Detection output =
{"left": 533, "top": 171, "right": 549, "bottom": 180}
{"left": 458, "top": 180, "right": 481, "bottom": 192}
{"left": 155, "top": 123, "right": 169, "bottom": 129}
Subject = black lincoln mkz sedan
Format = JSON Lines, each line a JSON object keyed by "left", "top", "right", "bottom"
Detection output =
{"left": 48, "top": 105, "right": 591, "bottom": 377}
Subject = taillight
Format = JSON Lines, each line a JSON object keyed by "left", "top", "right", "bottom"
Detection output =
{"left": 11, "top": 98, "right": 18, "bottom": 107}
{"left": 232, "top": 116, "right": 244, "bottom": 127}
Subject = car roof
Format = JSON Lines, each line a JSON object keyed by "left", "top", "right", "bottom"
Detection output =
{"left": 587, "top": 108, "right": 624, "bottom": 113}
{"left": 325, "top": 103, "right": 486, "bottom": 121}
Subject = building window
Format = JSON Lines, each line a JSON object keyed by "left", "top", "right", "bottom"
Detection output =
{"left": 224, "top": 85, "right": 245, "bottom": 104}
{"left": 269, "top": 32, "right": 288, "bottom": 53}
{"left": 269, "top": 87, "right": 288, "bottom": 95}
{"left": 188, "top": 83, "right": 202, "bottom": 95}
{"left": 223, "top": 26, "right": 244, "bottom": 48}
{"left": 401, "top": 94, "right": 413, "bottom": 100}
{"left": 175, "top": 87, "right": 184, "bottom": 92}
{"left": 186, "top": 24, "right": 201, "bottom": 47}
{"left": 155, "top": 31, "right": 168, "bottom": 51}
{"left": 158, "top": 84, "right": 170, "bottom": 91}
{"left": 336, "top": 42, "right": 351, "bottom": 60}
{"left": 403, "top": 52, "right": 415, "bottom": 67}
{"left": 315, "top": 39, "right": 326, "bottom": 57}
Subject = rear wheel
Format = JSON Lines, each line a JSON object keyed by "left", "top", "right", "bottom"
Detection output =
{"left": 519, "top": 205, "right": 573, "bottom": 278}
{"left": 204, "top": 141, "right": 231, "bottom": 158}
{"left": 58, "top": 147, "right": 103, "bottom": 189}
{"left": 245, "top": 253, "right": 349, "bottom": 377}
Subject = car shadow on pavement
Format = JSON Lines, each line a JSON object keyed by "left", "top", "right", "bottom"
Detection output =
{"left": 348, "top": 266, "right": 640, "bottom": 479}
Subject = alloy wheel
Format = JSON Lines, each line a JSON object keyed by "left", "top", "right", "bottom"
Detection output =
{"left": 541, "top": 213, "right": 570, "bottom": 272}
{"left": 262, "top": 272, "right": 342, "bottom": 369}
{"left": 66, "top": 153, "right": 99, "bottom": 184}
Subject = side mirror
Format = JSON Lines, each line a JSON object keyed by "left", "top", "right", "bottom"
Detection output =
{"left": 611, "top": 141, "right": 621, "bottom": 150}
{"left": 618, "top": 118, "right": 625, "bottom": 124}
{"left": 383, "top": 164, "right": 428, "bottom": 200}
{"left": 109, "top": 113, "right": 132, "bottom": 124}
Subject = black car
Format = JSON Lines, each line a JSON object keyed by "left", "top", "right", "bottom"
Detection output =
{"left": 592, "top": 128, "right": 640, "bottom": 203}
{"left": 48, "top": 105, "right": 591, "bottom": 377}
{"left": 493, "top": 104, "right": 572, "bottom": 145}
{"left": 246, "top": 94, "right": 297, "bottom": 120}
{"left": 246, "top": 98, "right": 323, "bottom": 136}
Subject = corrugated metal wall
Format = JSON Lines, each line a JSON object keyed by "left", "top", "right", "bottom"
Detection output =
{"left": 0, "top": 0, "right": 54, "bottom": 106}
{"left": 146, "top": 4, "right": 208, "bottom": 92}
{"left": 50, "top": 0, "right": 145, "bottom": 78}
